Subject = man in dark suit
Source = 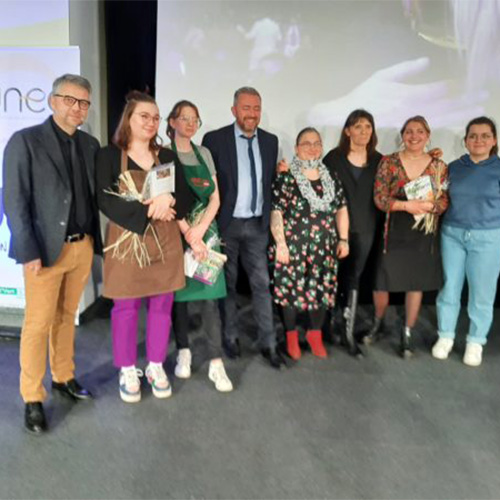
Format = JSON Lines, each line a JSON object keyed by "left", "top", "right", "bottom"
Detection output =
{"left": 202, "top": 87, "right": 284, "bottom": 368}
{"left": 3, "top": 74, "right": 102, "bottom": 434}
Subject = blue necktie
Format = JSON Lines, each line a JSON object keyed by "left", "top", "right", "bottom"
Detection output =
{"left": 242, "top": 135, "right": 257, "bottom": 214}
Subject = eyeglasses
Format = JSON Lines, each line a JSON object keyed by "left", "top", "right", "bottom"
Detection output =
{"left": 298, "top": 141, "right": 322, "bottom": 149}
{"left": 467, "top": 133, "right": 494, "bottom": 141}
{"left": 53, "top": 94, "right": 91, "bottom": 110}
{"left": 133, "top": 112, "right": 162, "bottom": 124}
{"left": 178, "top": 116, "right": 202, "bottom": 127}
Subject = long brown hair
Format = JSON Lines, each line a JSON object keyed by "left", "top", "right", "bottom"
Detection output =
{"left": 337, "top": 109, "right": 378, "bottom": 159}
{"left": 112, "top": 91, "right": 161, "bottom": 151}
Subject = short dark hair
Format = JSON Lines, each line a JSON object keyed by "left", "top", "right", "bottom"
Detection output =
{"left": 233, "top": 87, "right": 261, "bottom": 106}
{"left": 295, "top": 127, "right": 321, "bottom": 146}
{"left": 465, "top": 116, "right": 498, "bottom": 156}
{"left": 52, "top": 74, "right": 92, "bottom": 95}
{"left": 166, "top": 100, "right": 200, "bottom": 141}
{"left": 337, "top": 109, "right": 378, "bottom": 159}
{"left": 112, "top": 91, "right": 161, "bottom": 152}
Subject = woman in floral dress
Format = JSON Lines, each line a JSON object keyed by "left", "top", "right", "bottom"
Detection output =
{"left": 270, "top": 127, "right": 349, "bottom": 360}
{"left": 373, "top": 115, "right": 448, "bottom": 358}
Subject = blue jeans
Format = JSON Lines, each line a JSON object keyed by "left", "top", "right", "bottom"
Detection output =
{"left": 437, "top": 224, "right": 500, "bottom": 345}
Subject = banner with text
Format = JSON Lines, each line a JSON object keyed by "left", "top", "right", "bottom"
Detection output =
{"left": 0, "top": 47, "right": 79, "bottom": 308}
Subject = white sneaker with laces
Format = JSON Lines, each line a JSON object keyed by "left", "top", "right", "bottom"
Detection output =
{"left": 174, "top": 348, "right": 192, "bottom": 379}
{"left": 463, "top": 343, "right": 483, "bottom": 367}
{"left": 145, "top": 362, "right": 172, "bottom": 398}
{"left": 208, "top": 361, "right": 233, "bottom": 393}
{"left": 432, "top": 338, "right": 454, "bottom": 360}
{"left": 119, "top": 366, "right": 143, "bottom": 403}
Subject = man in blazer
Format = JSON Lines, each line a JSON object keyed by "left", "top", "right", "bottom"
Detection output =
{"left": 3, "top": 74, "right": 102, "bottom": 434}
{"left": 202, "top": 87, "right": 284, "bottom": 369}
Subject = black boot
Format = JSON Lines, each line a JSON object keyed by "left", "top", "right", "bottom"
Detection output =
{"left": 343, "top": 290, "right": 363, "bottom": 357}
{"left": 399, "top": 326, "right": 414, "bottom": 359}
{"left": 359, "top": 316, "right": 383, "bottom": 345}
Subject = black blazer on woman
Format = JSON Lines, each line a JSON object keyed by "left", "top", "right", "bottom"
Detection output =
{"left": 96, "top": 145, "right": 194, "bottom": 235}
{"left": 323, "top": 147, "right": 382, "bottom": 236}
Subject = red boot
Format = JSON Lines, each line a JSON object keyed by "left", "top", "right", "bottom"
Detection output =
{"left": 306, "top": 330, "right": 328, "bottom": 358}
{"left": 286, "top": 330, "right": 301, "bottom": 360}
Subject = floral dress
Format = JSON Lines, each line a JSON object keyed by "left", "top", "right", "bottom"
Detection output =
{"left": 373, "top": 152, "right": 449, "bottom": 292}
{"left": 270, "top": 171, "right": 347, "bottom": 310}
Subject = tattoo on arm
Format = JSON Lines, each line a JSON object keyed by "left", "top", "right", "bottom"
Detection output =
{"left": 270, "top": 210, "right": 286, "bottom": 245}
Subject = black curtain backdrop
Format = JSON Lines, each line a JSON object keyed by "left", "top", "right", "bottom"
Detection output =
{"left": 104, "top": 0, "right": 157, "bottom": 142}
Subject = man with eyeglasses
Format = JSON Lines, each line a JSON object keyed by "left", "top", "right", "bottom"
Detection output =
{"left": 202, "top": 87, "right": 284, "bottom": 369}
{"left": 3, "top": 74, "right": 102, "bottom": 434}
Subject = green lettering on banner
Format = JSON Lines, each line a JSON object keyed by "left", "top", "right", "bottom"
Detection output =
{"left": 0, "top": 287, "right": 18, "bottom": 296}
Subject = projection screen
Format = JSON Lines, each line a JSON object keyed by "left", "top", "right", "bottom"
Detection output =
{"left": 156, "top": 0, "right": 500, "bottom": 161}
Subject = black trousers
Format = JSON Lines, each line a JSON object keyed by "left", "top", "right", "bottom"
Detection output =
{"left": 338, "top": 231, "right": 375, "bottom": 301}
{"left": 172, "top": 300, "right": 223, "bottom": 359}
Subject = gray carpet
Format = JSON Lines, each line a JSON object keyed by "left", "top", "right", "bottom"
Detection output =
{"left": 1, "top": 303, "right": 500, "bottom": 500}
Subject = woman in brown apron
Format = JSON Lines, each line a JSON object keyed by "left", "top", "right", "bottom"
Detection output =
{"left": 167, "top": 100, "right": 233, "bottom": 392}
{"left": 96, "top": 91, "right": 196, "bottom": 403}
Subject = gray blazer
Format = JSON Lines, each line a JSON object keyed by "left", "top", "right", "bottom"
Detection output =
{"left": 2, "top": 118, "right": 102, "bottom": 267}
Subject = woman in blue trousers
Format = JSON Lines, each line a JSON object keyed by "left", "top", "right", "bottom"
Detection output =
{"left": 433, "top": 117, "right": 500, "bottom": 367}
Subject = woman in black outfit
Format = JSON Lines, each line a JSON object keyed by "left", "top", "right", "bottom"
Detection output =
{"left": 323, "top": 109, "right": 385, "bottom": 357}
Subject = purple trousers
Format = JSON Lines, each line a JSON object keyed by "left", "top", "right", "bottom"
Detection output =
{"left": 111, "top": 293, "right": 174, "bottom": 367}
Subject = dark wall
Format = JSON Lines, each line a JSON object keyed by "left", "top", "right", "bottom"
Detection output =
{"left": 104, "top": 0, "right": 157, "bottom": 142}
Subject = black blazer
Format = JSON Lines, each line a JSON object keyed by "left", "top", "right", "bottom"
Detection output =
{"left": 323, "top": 147, "right": 383, "bottom": 236}
{"left": 3, "top": 118, "right": 102, "bottom": 266}
{"left": 95, "top": 145, "right": 194, "bottom": 234}
{"left": 202, "top": 124, "right": 278, "bottom": 232}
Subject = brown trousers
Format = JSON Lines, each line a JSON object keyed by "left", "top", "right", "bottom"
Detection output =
{"left": 20, "top": 236, "right": 94, "bottom": 402}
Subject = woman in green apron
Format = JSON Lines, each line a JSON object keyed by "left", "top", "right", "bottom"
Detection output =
{"left": 167, "top": 100, "right": 233, "bottom": 393}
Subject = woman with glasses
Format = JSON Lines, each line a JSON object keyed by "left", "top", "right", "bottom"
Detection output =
{"left": 167, "top": 100, "right": 233, "bottom": 392}
{"left": 433, "top": 117, "right": 500, "bottom": 367}
{"left": 270, "top": 127, "right": 349, "bottom": 360}
{"left": 373, "top": 115, "right": 448, "bottom": 358}
{"left": 96, "top": 91, "right": 197, "bottom": 402}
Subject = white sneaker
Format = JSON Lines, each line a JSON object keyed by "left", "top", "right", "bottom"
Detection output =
{"left": 174, "top": 348, "right": 192, "bottom": 379}
{"left": 119, "top": 366, "right": 143, "bottom": 403}
{"left": 432, "top": 338, "right": 454, "bottom": 360}
{"left": 208, "top": 361, "right": 233, "bottom": 393}
{"left": 463, "top": 343, "right": 483, "bottom": 367}
{"left": 145, "top": 362, "right": 172, "bottom": 398}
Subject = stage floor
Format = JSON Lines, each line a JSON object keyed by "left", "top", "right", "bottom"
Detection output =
{"left": 1, "top": 303, "right": 500, "bottom": 499}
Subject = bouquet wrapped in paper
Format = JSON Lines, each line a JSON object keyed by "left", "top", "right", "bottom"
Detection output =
{"left": 103, "top": 170, "right": 172, "bottom": 268}
{"left": 404, "top": 166, "right": 445, "bottom": 235}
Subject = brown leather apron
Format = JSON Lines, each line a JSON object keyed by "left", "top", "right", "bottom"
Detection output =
{"left": 103, "top": 150, "right": 185, "bottom": 299}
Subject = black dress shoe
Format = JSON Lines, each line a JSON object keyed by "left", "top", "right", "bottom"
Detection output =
{"left": 261, "top": 348, "right": 285, "bottom": 369}
{"left": 25, "top": 402, "right": 47, "bottom": 435}
{"left": 52, "top": 379, "right": 93, "bottom": 400}
{"left": 223, "top": 338, "right": 241, "bottom": 359}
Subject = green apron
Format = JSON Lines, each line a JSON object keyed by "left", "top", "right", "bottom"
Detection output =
{"left": 174, "top": 142, "right": 227, "bottom": 302}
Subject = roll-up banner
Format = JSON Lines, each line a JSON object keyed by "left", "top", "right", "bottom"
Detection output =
{"left": 0, "top": 47, "right": 80, "bottom": 309}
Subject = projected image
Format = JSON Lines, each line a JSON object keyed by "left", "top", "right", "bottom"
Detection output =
{"left": 157, "top": 0, "right": 500, "bottom": 155}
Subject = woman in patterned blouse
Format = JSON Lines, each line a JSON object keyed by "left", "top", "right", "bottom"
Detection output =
{"left": 372, "top": 116, "right": 448, "bottom": 358}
